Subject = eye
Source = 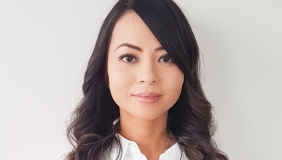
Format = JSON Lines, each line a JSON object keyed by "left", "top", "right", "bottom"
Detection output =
{"left": 119, "top": 54, "right": 137, "bottom": 63}
{"left": 159, "top": 55, "right": 173, "bottom": 63}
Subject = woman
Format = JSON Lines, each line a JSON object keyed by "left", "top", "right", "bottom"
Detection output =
{"left": 55, "top": 0, "right": 228, "bottom": 159}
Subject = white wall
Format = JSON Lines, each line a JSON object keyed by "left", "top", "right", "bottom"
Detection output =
{"left": 0, "top": 0, "right": 281, "bottom": 159}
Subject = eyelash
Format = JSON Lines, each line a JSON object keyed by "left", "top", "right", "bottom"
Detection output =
{"left": 118, "top": 54, "right": 173, "bottom": 63}
{"left": 118, "top": 54, "right": 137, "bottom": 63}
{"left": 159, "top": 55, "right": 173, "bottom": 63}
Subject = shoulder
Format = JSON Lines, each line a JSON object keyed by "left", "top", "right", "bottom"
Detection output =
{"left": 54, "top": 147, "right": 114, "bottom": 160}
{"left": 54, "top": 148, "right": 72, "bottom": 160}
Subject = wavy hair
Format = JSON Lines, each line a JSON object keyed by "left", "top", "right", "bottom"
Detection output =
{"left": 66, "top": 0, "right": 228, "bottom": 159}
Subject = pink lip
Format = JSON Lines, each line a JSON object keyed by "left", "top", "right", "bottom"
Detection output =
{"left": 133, "top": 92, "right": 161, "bottom": 104}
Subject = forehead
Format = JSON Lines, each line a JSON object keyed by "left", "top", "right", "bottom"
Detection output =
{"left": 109, "top": 11, "right": 161, "bottom": 50}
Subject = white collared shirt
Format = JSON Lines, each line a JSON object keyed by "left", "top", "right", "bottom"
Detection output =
{"left": 54, "top": 134, "right": 189, "bottom": 160}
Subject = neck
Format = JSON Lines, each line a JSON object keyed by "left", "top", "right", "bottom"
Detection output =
{"left": 118, "top": 111, "right": 173, "bottom": 159}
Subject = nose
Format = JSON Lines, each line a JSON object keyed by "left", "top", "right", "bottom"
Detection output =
{"left": 136, "top": 60, "right": 159, "bottom": 85}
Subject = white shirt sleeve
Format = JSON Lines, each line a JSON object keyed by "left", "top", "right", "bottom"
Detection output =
{"left": 54, "top": 148, "right": 72, "bottom": 160}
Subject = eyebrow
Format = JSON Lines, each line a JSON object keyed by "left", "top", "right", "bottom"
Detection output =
{"left": 115, "top": 43, "right": 164, "bottom": 52}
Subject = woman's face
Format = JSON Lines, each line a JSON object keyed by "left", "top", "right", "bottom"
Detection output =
{"left": 107, "top": 11, "right": 184, "bottom": 120}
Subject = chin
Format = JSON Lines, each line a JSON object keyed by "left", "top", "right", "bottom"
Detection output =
{"left": 129, "top": 108, "right": 169, "bottom": 121}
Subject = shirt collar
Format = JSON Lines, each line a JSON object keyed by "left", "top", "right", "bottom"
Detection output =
{"left": 115, "top": 133, "right": 187, "bottom": 160}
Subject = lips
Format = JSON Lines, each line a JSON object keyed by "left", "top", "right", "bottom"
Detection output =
{"left": 133, "top": 92, "right": 161, "bottom": 104}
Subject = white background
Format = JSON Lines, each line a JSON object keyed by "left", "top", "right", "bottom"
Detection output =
{"left": 0, "top": 0, "right": 281, "bottom": 159}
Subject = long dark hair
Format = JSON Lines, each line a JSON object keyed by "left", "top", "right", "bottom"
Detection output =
{"left": 67, "top": 0, "right": 228, "bottom": 159}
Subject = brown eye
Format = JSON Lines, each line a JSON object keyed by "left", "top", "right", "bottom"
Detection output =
{"left": 125, "top": 56, "right": 133, "bottom": 62}
{"left": 159, "top": 55, "right": 172, "bottom": 63}
{"left": 120, "top": 55, "right": 136, "bottom": 63}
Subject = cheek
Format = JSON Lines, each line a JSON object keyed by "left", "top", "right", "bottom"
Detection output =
{"left": 108, "top": 70, "right": 125, "bottom": 91}
{"left": 164, "top": 69, "right": 184, "bottom": 98}
{"left": 107, "top": 64, "right": 134, "bottom": 104}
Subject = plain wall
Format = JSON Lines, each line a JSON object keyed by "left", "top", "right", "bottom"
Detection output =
{"left": 0, "top": 0, "right": 281, "bottom": 159}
